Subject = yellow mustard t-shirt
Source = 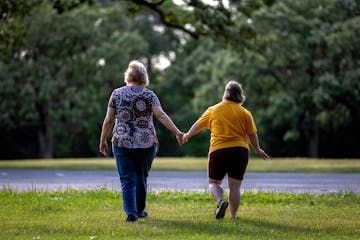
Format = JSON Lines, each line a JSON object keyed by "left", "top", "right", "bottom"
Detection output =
{"left": 197, "top": 101, "right": 257, "bottom": 154}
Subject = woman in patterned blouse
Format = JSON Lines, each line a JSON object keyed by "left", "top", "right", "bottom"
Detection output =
{"left": 99, "top": 60, "right": 183, "bottom": 222}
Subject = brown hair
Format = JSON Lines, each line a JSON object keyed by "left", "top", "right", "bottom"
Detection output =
{"left": 223, "top": 81, "right": 246, "bottom": 104}
{"left": 124, "top": 60, "right": 149, "bottom": 86}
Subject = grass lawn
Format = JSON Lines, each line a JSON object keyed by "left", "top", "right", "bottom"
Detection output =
{"left": 0, "top": 157, "right": 359, "bottom": 173}
{"left": 0, "top": 190, "right": 359, "bottom": 239}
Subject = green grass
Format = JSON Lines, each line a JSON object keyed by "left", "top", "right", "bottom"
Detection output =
{"left": 0, "top": 190, "right": 359, "bottom": 239}
{"left": 0, "top": 157, "right": 360, "bottom": 173}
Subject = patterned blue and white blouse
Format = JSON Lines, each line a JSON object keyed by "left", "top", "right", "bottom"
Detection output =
{"left": 108, "top": 85, "right": 160, "bottom": 148}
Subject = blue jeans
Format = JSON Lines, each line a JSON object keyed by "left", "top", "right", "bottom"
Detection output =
{"left": 112, "top": 143, "right": 157, "bottom": 217}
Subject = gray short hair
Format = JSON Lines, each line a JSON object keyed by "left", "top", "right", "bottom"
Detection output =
{"left": 124, "top": 60, "right": 149, "bottom": 86}
{"left": 223, "top": 81, "right": 246, "bottom": 104}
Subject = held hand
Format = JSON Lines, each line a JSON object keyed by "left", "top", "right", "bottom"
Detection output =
{"left": 176, "top": 132, "right": 184, "bottom": 145}
{"left": 181, "top": 133, "right": 189, "bottom": 144}
{"left": 99, "top": 141, "right": 109, "bottom": 156}
{"left": 256, "top": 148, "right": 269, "bottom": 160}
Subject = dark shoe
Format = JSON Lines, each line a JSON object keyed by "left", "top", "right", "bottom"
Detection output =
{"left": 138, "top": 211, "right": 148, "bottom": 218}
{"left": 215, "top": 200, "right": 229, "bottom": 219}
{"left": 126, "top": 214, "right": 138, "bottom": 222}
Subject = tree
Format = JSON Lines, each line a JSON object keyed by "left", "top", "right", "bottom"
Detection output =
{"left": 2, "top": 0, "right": 358, "bottom": 158}
{"left": 154, "top": 38, "right": 246, "bottom": 156}
{"left": 0, "top": 0, "right": 41, "bottom": 56}
{"left": 150, "top": 0, "right": 360, "bottom": 157}
{"left": 125, "top": 0, "right": 276, "bottom": 47}
{"left": 0, "top": 3, "right": 148, "bottom": 158}
{"left": 0, "top": 0, "right": 94, "bottom": 57}
{"left": 239, "top": 0, "right": 360, "bottom": 157}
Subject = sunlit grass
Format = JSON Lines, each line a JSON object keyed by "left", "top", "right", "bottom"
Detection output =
{"left": 0, "top": 157, "right": 359, "bottom": 173}
{"left": 0, "top": 190, "right": 359, "bottom": 239}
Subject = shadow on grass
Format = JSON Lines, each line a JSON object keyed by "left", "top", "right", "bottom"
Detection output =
{"left": 142, "top": 216, "right": 347, "bottom": 238}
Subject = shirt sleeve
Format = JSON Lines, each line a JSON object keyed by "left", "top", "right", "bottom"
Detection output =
{"left": 151, "top": 92, "right": 161, "bottom": 107}
{"left": 197, "top": 108, "right": 212, "bottom": 129}
{"left": 108, "top": 90, "right": 116, "bottom": 109}
{"left": 246, "top": 111, "right": 257, "bottom": 135}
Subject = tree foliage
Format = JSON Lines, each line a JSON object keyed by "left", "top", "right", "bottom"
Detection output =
{"left": 0, "top": 0, "right": 359, "bottom": 158}
{"left": 244, "top": 0, "right": 360, "bottom": 157}
{"left": 0, "top": 2, "right": 177, "bottom": 158}
{"left": 148, "top": 0, "right": 360, "bottom": 158}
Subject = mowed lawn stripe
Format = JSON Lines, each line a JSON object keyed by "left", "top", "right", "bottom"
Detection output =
{"left": 0, "top": 158, "right": 359, "bottom": 173}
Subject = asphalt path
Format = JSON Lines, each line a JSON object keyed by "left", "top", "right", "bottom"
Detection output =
{"left": 1, "top": 170, "right": 359, "bottom": 194}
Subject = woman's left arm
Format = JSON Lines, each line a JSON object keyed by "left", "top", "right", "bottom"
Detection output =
{"left": 248, "top": 132, "right": 269, "bottom": 160}
{"left": 152, "top": 105, "right": 183, "bottom": 144}
{"left": 99, "top": 107, "right": 115, "bottom": 156}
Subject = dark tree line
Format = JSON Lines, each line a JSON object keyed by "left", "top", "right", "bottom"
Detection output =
{"left": 0, "top": 0, "right": 359, "bottom": 159}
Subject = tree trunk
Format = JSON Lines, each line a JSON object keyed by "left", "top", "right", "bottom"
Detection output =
{"left": 38, "top": 120, "right": 53, "bottom": 159}
{"left": 36, "top": 101, "right": 53, "bottom": 159}
{"left": 308, "top": 128, "right": 319, "bottom": 158}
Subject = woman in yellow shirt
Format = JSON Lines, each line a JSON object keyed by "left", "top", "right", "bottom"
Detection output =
{"left": 182, "top": 81, "right": 269, "bottom": 219}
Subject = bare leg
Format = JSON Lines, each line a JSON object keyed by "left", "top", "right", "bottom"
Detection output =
{"left": 228, "top": 177, "right": 242, "bottom": 218}
{"left": 208, "top": 178, "right": 224, "bottom": 203}
{"left": 209, "top": 178, "right": 229, "bottom": 219}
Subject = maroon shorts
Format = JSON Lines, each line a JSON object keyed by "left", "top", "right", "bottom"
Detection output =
{"left": 208, "top": 146, "right": 249, "bottom": 181}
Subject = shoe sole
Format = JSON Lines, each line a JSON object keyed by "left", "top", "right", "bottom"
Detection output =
{"left": 215, "top": 201, "right": 229, "bottom": 219}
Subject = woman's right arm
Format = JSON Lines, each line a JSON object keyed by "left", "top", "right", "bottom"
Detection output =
{"left": 99, "top": 107, "right": 115, "bottom": 156}
{"left": 248, "top": 132, "right": 269, "bottom": 160}
{"left": 182, "top": 122, "right": 203, "bottom": 144}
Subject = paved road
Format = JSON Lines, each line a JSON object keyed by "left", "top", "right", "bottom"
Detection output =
{"left": 1, "top": 170, "right": 359, "bottom": 194}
